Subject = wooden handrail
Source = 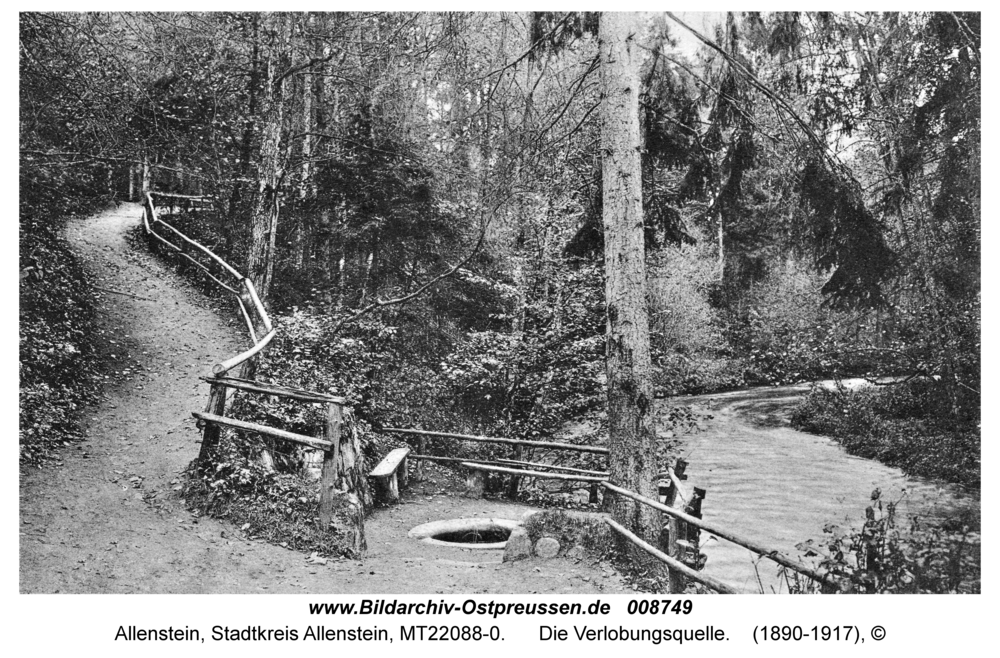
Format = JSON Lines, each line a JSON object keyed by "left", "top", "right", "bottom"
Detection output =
{"left": 145, "top": 224, "right": 239, "bottom": 294}
{"left": 192, "top": 411, "right": 331, "bottom": 451}
{"left": 601, "top": 481, "right": 839, "bottom": 588}
{"left": 382, "top": 427, "right": 609, "bottom": 454}
{"left": 200, "top": 375, "right": 346, "bottom": 405}
{"left": 408, "top": 454, "right": 607, "bottom": 478}
{"left": 243, "top": 278, "right": 273, "bottom": 333}
{"left": 493, "top": 458, "right": 608, "bottom": 477}
{"left": 462, "top": 462, "right": 607, "bottom": 483}
{"left": 150, "top": 191, "right": 212, "bottom": 201}
{"left": 236, "top": 297, "right": 259, "bottom": 345}
{"left": 153, "top": 214, "right": 243, "bottom": 281}
{"left": 408, "top": 454, "right": 504, "bottom": 466}
{"left": 213, "top": 329, "right": 276, "bottom": 375}
{"left": 605, "top": 518, "right": 739, "bottom": 594}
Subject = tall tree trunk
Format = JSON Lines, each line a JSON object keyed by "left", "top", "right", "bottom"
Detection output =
{"left": 292, "top": 36, "right": 315, "bottom": 271}
{"left": 599, "top": 13, "right": 662, "bottom": 544}
{"left": 141, "top": 152, "right": 151, "bottom": 195}
{"left": 227, "top": 14, "right": 261, "bottom": 260}
{"left": 246, "top": 14, "right": 291, "bottom": 304}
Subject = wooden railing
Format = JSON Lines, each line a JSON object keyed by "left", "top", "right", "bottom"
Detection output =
{"left": 141, "top": 192, "right": 364, "bottom": 544}
{"left": 383, "top": 425, "right": 839, "bottom": 594}
{"left": 382, "top": 426, "right": 608, "bottom": 500}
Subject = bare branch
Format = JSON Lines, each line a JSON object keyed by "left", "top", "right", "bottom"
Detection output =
{"left": 329, "top": 215, "right": 491, "bottom": 335}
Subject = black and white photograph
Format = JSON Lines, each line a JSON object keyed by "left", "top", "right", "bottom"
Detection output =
{"left": 18, "top": 7, "right": 982, "bottom": 623}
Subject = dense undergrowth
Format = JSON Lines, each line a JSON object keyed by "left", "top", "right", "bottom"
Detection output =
{"left": 182, "top": 438, "right": 366, "bottom": 557}
{"left": 791, "top": 488, "right": 980, "bottom": 594}
{"left": 790, "top": 380, "right": 980, "bottom": 491}
{"left": 19, "top": 176, "right": 110, "bottom": 468}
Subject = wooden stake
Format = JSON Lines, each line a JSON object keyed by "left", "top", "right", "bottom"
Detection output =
{"left": 663, "top": 460, "right": 688, "bottom": 593}
{"left": 197, "top": 383, "right": 227, "bottom": 461}
{"left": 506, "top": 444, "right": 523, "bottom": 499}
{"left": 318, "top": 402, "right": 343, "bottom": 530}
{"left": 414, "top": 435, "right": 427, "bottom": 480}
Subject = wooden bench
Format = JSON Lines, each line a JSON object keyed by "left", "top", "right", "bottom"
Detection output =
{"left": 369, "top": 447, "right": 411, "bottom": 504}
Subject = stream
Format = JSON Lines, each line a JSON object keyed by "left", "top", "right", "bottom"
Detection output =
{"left": 671, "top": 381, "right": 980, "bottom": 593}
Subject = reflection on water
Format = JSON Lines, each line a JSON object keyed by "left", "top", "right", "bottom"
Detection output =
{"left": 672, "top": 383, "right": 980, "bottom": 594}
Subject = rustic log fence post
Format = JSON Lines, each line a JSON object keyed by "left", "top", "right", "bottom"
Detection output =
{"left": 197, "top": 382, "right": 227, "bottom": 461}
{"left": 414, "top": 435, "right": 427, "bottom": 481}
{"left": 319, "top": 404, "right": 368, "bottom": 553}
{"left": 318, "top": 401, "right": 343, "bottom": 530}
{"left": 661, "top": 459, "right": 689, "bottom": 593}
{"left": 506, "top": 444, "right": 523, "bottom": 499}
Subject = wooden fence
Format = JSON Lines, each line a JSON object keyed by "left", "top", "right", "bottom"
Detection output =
{"left": 383, "top": 425, "right": 841, "bottom": 594}
{"left": 141, "top": 192, "right": 366, "bottom": 550}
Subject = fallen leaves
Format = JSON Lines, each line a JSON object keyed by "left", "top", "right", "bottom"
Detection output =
{"left": 305, "top": 552, "right": 328, "bottom": 566}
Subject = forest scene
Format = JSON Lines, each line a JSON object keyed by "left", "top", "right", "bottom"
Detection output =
{"left": 20, "top": 11, "right": 980, "bottom": 595}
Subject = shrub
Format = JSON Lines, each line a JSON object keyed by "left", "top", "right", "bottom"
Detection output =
{"left": 794, "top": 488, "right": 980, "bottom": 593}
{"left": 648, "top": 243, "right": 737, "bottom": 394}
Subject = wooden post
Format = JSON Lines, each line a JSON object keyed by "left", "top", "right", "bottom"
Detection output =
{"left": 318, "top": 403, "right": 366, "bottom": 553}
{"left": 684, "top": 487, "right": 706, "bottom": 570}
{"left": 662, "top": 460, "right": 688, "bottom": 593}
{"left": 197, "top": 382, "right": 227, "bottom": 461}
{"left": 464, "top": 470, "right": 484, "bottom": 498}
{"left": 506, "top": 444, "right": 523, "bottom": 499}
{"left": 589, "top": 482, "right": 600, "bottom": 504}
{"left": 318, "top": 402, "right": 343, "bottom": 530}
{"left": 415, "top": 435, "right": 426, "bottom": 481}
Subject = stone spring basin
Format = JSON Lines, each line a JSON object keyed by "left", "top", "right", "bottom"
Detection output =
{"left": 408, "top": 518, "right": 519, "bottom": 550}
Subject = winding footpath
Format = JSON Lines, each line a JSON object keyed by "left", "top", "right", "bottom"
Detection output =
{"left": 19, "top": 204, "right": 625, "bottom": 595}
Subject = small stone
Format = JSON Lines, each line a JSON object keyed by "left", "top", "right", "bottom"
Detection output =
{"left": 502, "top": 526, "right": 532, "bottom": 562}
{"left": 566, "top": 544, "right": 585, "bottom": 560}
{"left": 535, "top": 537, "right": 561, "bottom": 559}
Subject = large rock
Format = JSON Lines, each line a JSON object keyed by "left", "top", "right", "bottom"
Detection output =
{"left": 534, "top": 536, "right": 561, "bottom": 559}
{"left": 502, "top": 526, "right": 532, "bottom": 562}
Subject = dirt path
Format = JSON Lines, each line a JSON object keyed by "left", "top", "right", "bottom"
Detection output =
{"left": 19, "top": 204, "right": 627, "bottom": 595}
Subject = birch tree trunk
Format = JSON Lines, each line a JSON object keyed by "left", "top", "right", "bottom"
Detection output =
{"left": 599, "top": 12, "right": 662, "bottom": 545}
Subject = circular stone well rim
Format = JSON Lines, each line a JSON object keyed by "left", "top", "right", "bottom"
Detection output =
{"left": 408, "top": 518, "right": 519, "bottom": 550}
